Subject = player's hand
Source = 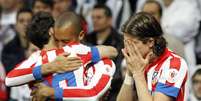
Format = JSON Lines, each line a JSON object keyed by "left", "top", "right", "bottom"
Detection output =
{"left": 32, "top": 92, "right": 46, "bottom": 101}
{"left": 122, "top": 40, "right": 152, "bottom": 77}
{"left": 52, "top": 53, "right": 82, "bottom": 73}
{"left": 31, "top": 83, "right": 54, "bottom": 101}
{"left": 42, "top": 53, "right": 82, "bottom": 74}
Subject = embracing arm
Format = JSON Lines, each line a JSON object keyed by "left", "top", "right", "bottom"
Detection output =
{"left": 5, "top": 52, "right": 81, "bottom": 86}
{"left": 5, "top": 51, "right": 41, "bottom": 86}
{"left": 96, "top": 45, "right": 118, "bottom": 59}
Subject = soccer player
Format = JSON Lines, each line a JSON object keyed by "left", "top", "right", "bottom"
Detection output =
{"left": 6, "top": 12, "right": 116, "bottom": 100}
{"left": 117, "top": 12, "right": 188, "bottom": 101}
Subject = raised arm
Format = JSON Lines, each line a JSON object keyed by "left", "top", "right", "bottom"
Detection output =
{"left": 117, "top": 72, "right": 137, "bottom": 101}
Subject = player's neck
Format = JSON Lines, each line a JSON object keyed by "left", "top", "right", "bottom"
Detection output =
{"left": 44, "top": 44, "right": 56, "bottom": 50}
{"left": 43, "top": 38, "right": 57, "bottom": 50}
{"left": 149, "top": 53, "right": 158, "bottom": 64}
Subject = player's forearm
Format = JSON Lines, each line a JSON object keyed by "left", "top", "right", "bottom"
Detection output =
{"left": 133, "top": 73, "right": 153, "bottom": 101}
{"left": 5, "top": 52, "right": 42, "bottom": 86}
{"left": 117, "top": 84, "right": 134, "bottom": 101}
{"left": 6, "top": 63, "right": 36, "bottom": 86}
{"left": 41, "top": 63, "right": 55, "bottom": 75}
{"left": 6, "top": 63, "right": 54, "bottom": 87}
{"left": 5, "top": 69, "right": 35, "bottom": 86}
{"left": 96, "top": 45, "right": 118, "bottom": 59}
{"left": 117, "top": 73, "right": 135, "bottom": 101}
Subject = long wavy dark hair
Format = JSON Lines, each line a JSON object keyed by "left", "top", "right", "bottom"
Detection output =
{"left": 121, "top": 12, "right": 167, "bottom": 56}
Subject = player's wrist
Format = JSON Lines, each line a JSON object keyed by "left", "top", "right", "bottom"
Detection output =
{"left": 41, "top": 63, "right": 56, "bottom": 75}
{"left": 33, "top": 65, "right": 43, "bottom": 80}
{"left": 48, "top": 87, "right": 55, "bottom": 98}
{"left": 54, "top": 87, "right": 63, "bottom": 100}
{"left": 124, "top": 72, "right": 134, "bottom": 85}
{"left": 91, "top": 47, "right": 101, "bottom": 63}
{"left": 132, "top": 72, "right": 145, "bottom": 80}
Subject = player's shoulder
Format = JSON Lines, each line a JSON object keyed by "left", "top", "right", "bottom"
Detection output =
{"left": 63, "top": 43, "right": 92, "bottom": 54}
{"left": 170, "top": 51, "right": 188, "bottom": 67}
{"left": 29, "top": 50, "right": 41, "bottom": 59}
{"left": 71, "top": 43, "right": 91, "bottom": 49}
{"left": 164, "top": 51, "right": 188, "bottom": 72}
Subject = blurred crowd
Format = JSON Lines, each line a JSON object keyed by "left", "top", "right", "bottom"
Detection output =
{"left": 0, "top": 0, "right": 200, "bottom": 101}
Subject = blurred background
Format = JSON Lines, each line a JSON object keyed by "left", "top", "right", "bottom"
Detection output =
{"left": 0, "top": 0, "right": 200, "bottom": 101}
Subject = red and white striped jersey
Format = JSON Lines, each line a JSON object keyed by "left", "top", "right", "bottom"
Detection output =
{"left": 5, "top": 42, "right": 116, "bottom": 100}
{"left": 145, "top": 48, "right": 188, "bottom": 101}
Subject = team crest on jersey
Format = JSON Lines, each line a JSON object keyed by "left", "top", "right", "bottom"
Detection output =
{"left": 84, "top": 68, "right": 95, "bottom": 83}
{"left": 152, "top": 71, "right": 158, "bottom": 85}
{"left": 86, "top": 72, "right": 94, "bottom": 82}
{"left": 106, "top": 66, "right": 110, "bottom": 73}
{"left": 167, "top": 69, "right": 178, "bottom": 83}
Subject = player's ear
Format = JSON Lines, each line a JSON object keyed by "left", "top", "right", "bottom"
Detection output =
{"left": 78, "top": 30, "right": 85, "bottom": 40}
{"left": 148, "top": 38, "right": 154, "bottom": 48}
{"left": 49, "top": 27, "right": 54, "bottom": 36}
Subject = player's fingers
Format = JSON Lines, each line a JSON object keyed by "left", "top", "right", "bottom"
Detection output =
{"left": 60, "top": 52, "right": 70, "bottom": 57}
{"left": 145, "top": 51, "right": 153, "bottom": 62}
{"left": 64, "top": 63, "right": 81, "bottom": 69}
{"left": 60, "top": 60, "right": 82, "bottom": 67}
{"left": 33, "top": 82, "right": 41, "bottom": 87}
{"left": 30, "top": 89, "right": 37, "bottom": 96}
{"left": 37, "top": 83, "right": 46, "bottom": 89}
{"left": 125, "top": 41, "right": 132, "bottom": 55}
{"left": 122, "top": 49, "right": 129, "bottom": 59}
{"left": 66, "top": 60, "right": 82, "bottom": 65}
{"left": 37, "top": 95, "right": 46, "bottom": 101}
{"left": 126, "top": 40, "right": 137, "bottom": 57}
{"left": 68, "top": 63, "right": 82, "bottom": 68}
{"left": 131, "top": 41, "right": 143, "bottom": 59}
{"left": 65, "top": 66, "right": 80, "bottom": 71}
{"left": 63, "top": 61, "right": 82, "bottom": 66}
{"left": 57, "top": 64, "right": 80, "bottom": 73}
{"left": 66, "top": 57, "right": 81, "bottom": 61}
{"left": 32, "top": 95, "right": 36, "bottom": 101}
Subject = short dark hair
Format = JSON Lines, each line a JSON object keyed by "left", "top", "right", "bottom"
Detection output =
{"left": 16, "top": 8, "right": 33, "bottom": 20}
{"left": 33, "top": 0, "right": 54, "bottom": 9}
{"left": 122, "top": 12, "right": 166, "bottom": 56}
{"left": 79, "top": 15, "right": 88, "bottom": 33}
{"left": 55, "top": 11, "right": 82, "bottom": 35}
{"left": 192, "top": 68, "right": 201, "bottom": 83}
{"left": 144, "top": 0, "right": 163, "bottom": 18}
{"left": 93, "top": 4, "right": 112, "bottom": 17}
{"left": 26, "top": 12, "right": 54, "bottom": 49}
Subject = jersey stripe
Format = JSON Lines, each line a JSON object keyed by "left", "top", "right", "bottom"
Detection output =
{"left": 62, "top": 74, "right": 110, "bottom": 97}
